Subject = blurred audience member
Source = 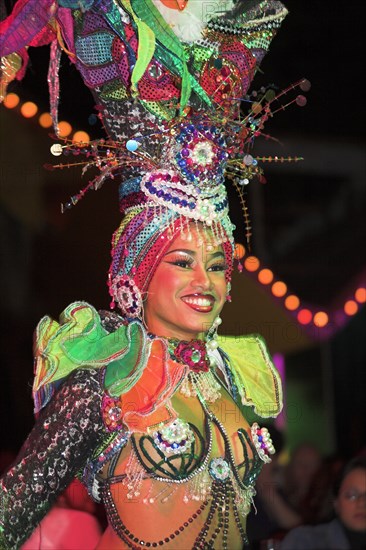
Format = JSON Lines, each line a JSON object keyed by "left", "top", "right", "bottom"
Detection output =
{"left": 280, "top": 442, "right": 323, "bottom": 520}
{"left": 280, "top": 455, "right": 366, "bottom": 549}
{"left": 301, "top": 453, "right": 345, "bottom": 525}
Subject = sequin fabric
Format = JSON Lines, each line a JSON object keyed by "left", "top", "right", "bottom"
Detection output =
{"left": 0, "top": 368, "right": 109, "bottom": 548}
{"left": 109, "top": 206, "right": 234, "bottom": 304}
{"left": 65, "top": 1, "right": 288, "bottom": 137}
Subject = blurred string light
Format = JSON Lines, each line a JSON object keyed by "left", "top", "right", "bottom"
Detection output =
{"left": 244, "top": 255, "right": 260, "bottom": 272}
{"left": 72, "top": 130, "right": 90, "bottom": 144}
{"left": 234, "top": 242, "right": 365, "bottom": 335}
{"left": 58, "top": 121, "right": 72, "bottom": 137}
{"left": 2, "top": 93, "right": 364, "bottom": 335}
{"left": 355, "top": 287, "right": 366, "bottom": 303}
{"left": 3, "top": 93, "right": 90, "bottom": 143}
{"left": 3, "top": 92, "right": 19, "bottom": 108}
{"left": 258, "top": 268, "right": 274, "bottom": 285}
{"left": 20, "top": 101, "right": 38, "bottom": 118}
{"left": 39, "top": 112, "right": 52, "bottom": 128}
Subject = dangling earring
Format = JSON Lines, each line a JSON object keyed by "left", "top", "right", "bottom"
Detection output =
{"left": 226, "top": 282, "right": 232, "bottom": 302}
{"left": 109, "top": 274, "right": 143, "bottom": 319}
{"left": 206, "top": 316, "right": 222, "bottom": 351}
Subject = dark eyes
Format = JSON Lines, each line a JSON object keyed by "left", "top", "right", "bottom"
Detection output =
{"left": 208, "top": 264, "right": 228, "bottom": 272}
{"left": 167, "top": 257, "right": 227, "bottom": 272}
{"left": 170, "top": 259, "right": 192, "bottom": 268}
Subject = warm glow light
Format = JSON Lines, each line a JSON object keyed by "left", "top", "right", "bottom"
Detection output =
{"left": 234, "top": 243, "right": 245, "bottom": 260}
{"left": 258, "top": 268, "right": 274, "bottom": 285}
{"left": 313, "top": 311, "right": 329, "bottom": 327}
{"left": 271, "top": 281, "right": 287, "bottom": 297}
{"left": 355, "top": 287, "right": 366, "bottom": 304}
{"left": 72, "top": 130, "right": 90, "bottom": 144}
{"left": 344, "top": 300, "right": 358, "bottom": 316}
{"left": 244, "top": 255, "right": 260, "bottom": 272}
{"left": 20, "top": 101, "right": 38, "bottom": 118}
{"left": 39, "top": 112, "right": 52, "bottom": 128}
{"left": 3, "top": 93, "right": 20, "bottom": 108}
{"left": 58, "top": 120, "right": 72, "bottom": 137}
{"left": 284, "top": 295, "right": 300, "bottom": 311}
{"left": 297, "top": 309, "right": 313, "bottom": 325}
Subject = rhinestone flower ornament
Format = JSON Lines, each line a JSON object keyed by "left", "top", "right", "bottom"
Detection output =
{"left": 109, "top": 274, "right": 143, "bottom": 318}
{"left": 140, "top": 122, "right": 229, "bottom": 228}
{"left": 102, "top": 394, "right": 124, "bottom": 432}
{"left": 153, "top": 418, "right": 195, "bottom": 456}
{"left": 173, "top": 340, "right": 210, "bottom": 373}
{"left": 209, "top": 457, "right": 231, "bottom": 482}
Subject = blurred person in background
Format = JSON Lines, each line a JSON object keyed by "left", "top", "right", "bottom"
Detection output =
{"left": 280, "top": 455, "right": 366, "bottom": 550}
{"left": 279, "top": 442, "right": 323, "bottom": 521}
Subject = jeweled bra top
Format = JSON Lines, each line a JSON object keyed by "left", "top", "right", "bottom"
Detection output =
{"left": 80, "top": 308, "right": 280, "bottom": 548}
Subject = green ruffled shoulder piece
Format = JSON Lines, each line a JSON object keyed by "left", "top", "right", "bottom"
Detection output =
{"left": 217, "top": 333, "right": 283, "bottom": 418}
{"left": 33, "top": 302, "right": 148, "bottom": 413}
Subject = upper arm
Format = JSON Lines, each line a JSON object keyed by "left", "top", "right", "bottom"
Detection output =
{"left": 0, "top": 368, "right": 107, "bottom": 548}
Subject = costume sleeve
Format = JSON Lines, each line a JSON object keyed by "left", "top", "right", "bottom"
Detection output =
{"left": 0, "top": 368, "right": 107, "bottom": 550}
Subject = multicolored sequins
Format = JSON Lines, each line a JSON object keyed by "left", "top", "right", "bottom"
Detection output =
{"left": 209, "top": 457, "right": 231, "bottom": 482}
{"left": 251, "top": 422, "right": 276, "bottom": 463}
{"left": 152, "top": 418, "right": 195, "bottom": 455}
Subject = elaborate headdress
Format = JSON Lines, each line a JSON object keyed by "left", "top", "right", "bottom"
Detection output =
{"left": 0, "top": 0, "right": 309, "bottom": 319}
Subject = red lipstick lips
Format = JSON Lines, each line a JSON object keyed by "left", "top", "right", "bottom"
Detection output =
{"left": 181, "top": 294, "right": 215, "bottom": 312}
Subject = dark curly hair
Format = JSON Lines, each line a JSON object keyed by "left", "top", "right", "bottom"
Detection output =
{"left": 333, "top": 455, "right": 366, "bottom": 498}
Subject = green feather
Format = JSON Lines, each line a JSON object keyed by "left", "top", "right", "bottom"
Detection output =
{"left": 117, "top": 1, "right": 156, "bottom": 95}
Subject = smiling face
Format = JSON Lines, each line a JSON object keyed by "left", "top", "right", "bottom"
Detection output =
{"left": 335, "top": 467, "right": 366, "bottom": 532}
{"left": 144, "top": 227, "right": 228, "bottom": 340}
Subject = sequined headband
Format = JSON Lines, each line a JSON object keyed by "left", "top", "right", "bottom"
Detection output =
{"left": 108, "top": 205, "right": 234, "bottom": 318}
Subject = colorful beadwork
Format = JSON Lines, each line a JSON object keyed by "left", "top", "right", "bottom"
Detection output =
{"left": 251, "top": 422, "right": 276, "bottom": 463}
{"left": 101, "top": 393, "right": 124, "bottom": 432}
{"left": 152, "top": 418, "right": 195, "bottom": 455}
{"left": 209, "top": 457, "right": 231, "bottom": 482}
{"left": 108, "top": 273, "right": 143, "bottom": 318}
{"left": 173, "top": 339, "right": 210, "bottom": 373}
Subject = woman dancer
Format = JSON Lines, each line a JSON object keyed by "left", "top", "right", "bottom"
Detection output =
{"left": 0, "top": 1, "right": 294, "bottom": 548}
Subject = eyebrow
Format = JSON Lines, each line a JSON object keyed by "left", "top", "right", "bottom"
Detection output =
{"left": 164, "top": 248, "right": 225, "bottom": 259}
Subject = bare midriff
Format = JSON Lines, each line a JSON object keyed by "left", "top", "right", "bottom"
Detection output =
{"left": 96, "top": 383, "right": 254, "bottom": 549}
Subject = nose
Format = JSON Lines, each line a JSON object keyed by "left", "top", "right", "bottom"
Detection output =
{"left": 191, "top": 265, "right": 213, "bottom": 291}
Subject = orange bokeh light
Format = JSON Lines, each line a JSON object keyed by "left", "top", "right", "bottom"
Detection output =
{"left": 244, "top": 255, "right": 260, "bottom": 272}
{"left": 72, "top": 130, "right": 90, "bottom": 144}
{"left": 58, "top": 121, "right": 72, "bottom": 137}
{"left": 271, "top": 281, "right": 287, "bottom": 297}
{"left": 3, "top": 93, "right": 20, "bottom": 108}
{"left": 20, "top": 101, "right": 38, "bottom": 118}
{"left": 355, "top": 287, "right": 366, "bottom": 303}
{"left": 39, "top": 112, "right": 53, "bottom": 128}
{"left": 258, "top": 268, "right": 274, "bottom": 285}
{"left": 234, "top": 243, "right": 245, "bottom": 260}
{"left": 313, "top": 311, "right": 329, "bottom": 327}
{"left": 297, "top": 309, "right": 313, "bottom": 325}
{"left": 284, "top": 295, "right": 300, "bottom": 311}
{"left": 344, "top": 300, "right": 358, "bottom": 316}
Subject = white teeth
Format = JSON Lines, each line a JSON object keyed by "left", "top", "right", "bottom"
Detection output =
{"left": 183, "top": 297, "right": 212, "bottom": 307}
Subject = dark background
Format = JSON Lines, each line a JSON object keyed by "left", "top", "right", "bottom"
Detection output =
{"left": 1, "top": 1, "right": 365, "bottom": 461}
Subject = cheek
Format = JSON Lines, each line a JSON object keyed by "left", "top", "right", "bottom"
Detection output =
{"left": 149, "top": 268, "right": 186, "bottom": 304}
{"left": 336, "top": 500, "right": 353, "bottom": 523}
{"left": 215, "top": 277, "right": 227, "bottom": 301}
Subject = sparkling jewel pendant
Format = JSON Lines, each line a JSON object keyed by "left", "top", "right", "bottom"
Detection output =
{"left": 153, "top": 418, "right": 195, "bottom": 455}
